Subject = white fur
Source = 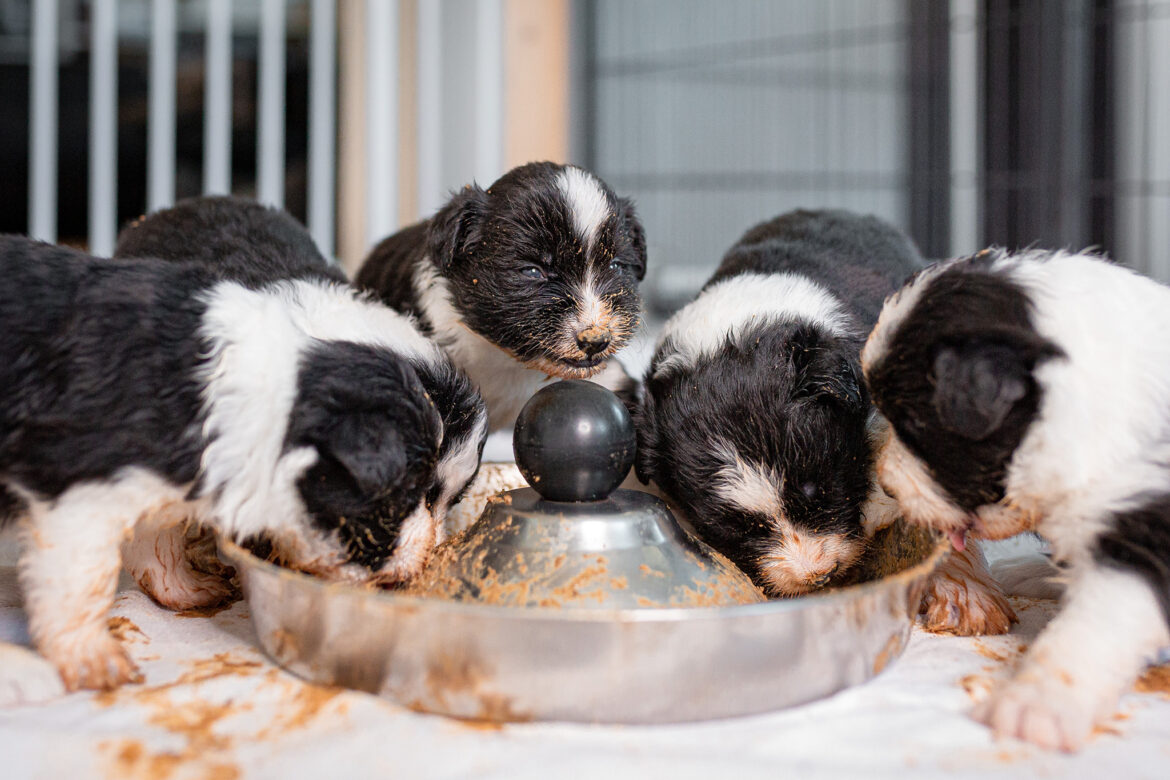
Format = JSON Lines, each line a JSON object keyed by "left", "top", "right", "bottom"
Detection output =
{"left": 556, "top": 167, "right": 611, "bottom": 252}
{"left": 975, "top": 565, "right": 1169, "bottom": 751}
{"left": 414, "top": 262, "right": 629, "bottom": 430}
{"left": 14, "top": 469, "right": 186, "bottom": 691}
{"left": 654, "top": 273, "right": 854, "bottom": 377}
{"left": 198, "top": 278, "right": 447, "bottom": 541}
{"left": 713, "top": 448, "right": 785, "bottom": 521}
{"left": 573, "top": 266, "right": 606, "bottom": 333}
{"left": 861, "top": 258, "right": 955, "bottom": 373}
{"left": 0, "top": 644, "right": 65, "bottom": 706}
{"left": 871, "top": 248, "right": 1170, "bottom": 749}
{"left": 432, "top": 417, "right": 491, "bottom": 543}
{"left": 991, "top": 251, "right": 1170, "bottom": 563}
{"left": 415, "top": 262, "right": 557, "bottom": 429}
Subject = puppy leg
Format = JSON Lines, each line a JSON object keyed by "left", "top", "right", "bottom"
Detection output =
{"left": 18, "top": 485, "right": 144, "bottom": 692}
{"left": 991, "top": 553, "right": 1065, "bottom": 600}
{"left": 974, "top": 565, "right": 1169, "bottom": 751}
{"left": 121, "top": 513, "right": 236, "bottom": 610}
{"left": 0, "top": 643, "right": 66, "bottom": 706}
{"left": 919, "top": 539, "right": 1016, "bottom": 635}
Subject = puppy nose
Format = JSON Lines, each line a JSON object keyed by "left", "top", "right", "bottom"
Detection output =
{"left": 809, "top": 563, "right": 841, "bottom": 588}
{"left": 576, "top": 327, "right": 612, "bottom": 356}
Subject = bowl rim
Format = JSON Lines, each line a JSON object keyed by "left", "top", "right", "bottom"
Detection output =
{"left": 219, "top": 524, "right": 949, "bottom": 625}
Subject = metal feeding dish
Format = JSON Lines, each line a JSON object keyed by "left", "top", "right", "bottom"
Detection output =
{"left": 221, "top": 380, "right": 947, "bottom": 724}
{"left": 413, "top": 380, "right": 765, "bottom": 608}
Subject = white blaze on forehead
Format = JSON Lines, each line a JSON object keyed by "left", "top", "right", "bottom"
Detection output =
{"left": 556, "top": 167, "right": 611, "bottom": 251}
{"left": 654, "top": 273, "right": 853, "bottom": 377}
{"left": 713, "top": 447, "right": 785, "bottom": 520}
{"left": 575, "top": 266, "right": 606, "bottom": 327}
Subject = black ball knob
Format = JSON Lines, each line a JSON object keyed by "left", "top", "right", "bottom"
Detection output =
{"left": 513, "top": 379, "right": 636, "bottom": 502}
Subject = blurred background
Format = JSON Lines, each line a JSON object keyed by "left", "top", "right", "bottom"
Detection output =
{"left": 2, "top": 0, "right": 1168, "bottom": 317}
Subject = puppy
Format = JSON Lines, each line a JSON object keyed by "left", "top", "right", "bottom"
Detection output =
{"left": 116, "top": 196, "right": 489, "bottom": 551}
{"left": 355, "top": 162, "right": 647, "bottom": 429}
{"left": 635, "top": 210, "right": 924, "bottom": 596}
{"left": 0, "top": 235, "right": 472, "bottom": 696}
{"left": 862, "top": 247, "right": 1170, "bottom": 751}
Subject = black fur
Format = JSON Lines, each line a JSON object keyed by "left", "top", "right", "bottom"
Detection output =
{"left": 0, "top": 236, "right": 210, "bottom": 499}
{"left": 707, "top": 209, "right": 923, "bottom": 326}
{"left": 286, "top": 342, "right": 442, "bottom": 570}
{"left": 636, "top": 210, "right": 923, "bottom": 590}
{"left": 865, "top": 256, "right": 1063, "bottom": 511}
{"left": 114, "top": 195, "right": 346, "bottom": 287}
{"left": 1095, "top": 493, "right": 1170, "bottom": 625}
{"left": 355, "top": 162, "right": 646, "bottom": 371}
{"left": 115, "top": 195, "right": 488, "bottom": 531}
{"left": 0, "top": 235, "right": 443, "bottom": 573}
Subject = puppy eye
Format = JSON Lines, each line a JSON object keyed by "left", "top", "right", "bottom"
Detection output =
{"left": 609, "top": 259, "right": 634, "bottom": 273}
{"left": 800, "top": 482, "right": 818, "bottom": 499}
{"left": 519, "top": 265, "right": 547, "bottom": 281}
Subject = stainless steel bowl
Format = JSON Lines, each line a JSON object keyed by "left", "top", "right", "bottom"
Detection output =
{"left": 220, "top": 519, "right": 946, "bottom": 724}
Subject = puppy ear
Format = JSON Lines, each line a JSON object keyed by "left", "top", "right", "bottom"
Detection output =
{"left": 427, "top": 184, "right": 489, "bottom": 273}
{"left": 616, "top": 197, "right": 647, "bottom": 281}
{"left": 632, "top": 385, "right": 659, "bottom": 486}
{"left": 799, "top": 352, "right": 866, "bottom": 409}
{"left": 931, "top": 342, "right": 1030, "bottom": 440}
{"left": 323, "top": 412, "right": 413, "bottom": 498}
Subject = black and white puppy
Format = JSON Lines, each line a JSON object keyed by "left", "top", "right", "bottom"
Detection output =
{"left": 115, "top": 196, "right": 489, "bottom": 554}
{"left": 635, "top": 210, "right": 922, "bottom": 596}
{"left": 0, "top": 234, "right": 475, "bottom": 696}
{"left": 862, "top": 248, "right": 1170, "bottom": 751}
{"left": 355, "top": 162, "right": 646, "bottom": 429}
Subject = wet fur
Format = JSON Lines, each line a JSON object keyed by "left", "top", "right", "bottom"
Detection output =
{"left": 636, "top": 210, "right": 924, "bottom": 596}
{"left": 355, "top": 162, "right": 646, "bottom": 430}
{"left": 863, "top": 248, "right": 1170, "bottom": 751}
{"left": 0, "top": 234, "right": 452, "bottom": 698}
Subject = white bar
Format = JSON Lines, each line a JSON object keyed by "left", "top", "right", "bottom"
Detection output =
{"left": 89, "top": 0, "right": 117, "bottom": 255}
{"left": 309, "top": 0, "right": 337, "bottom": 258}
{"left": 257, "top": 0, "right": 287, "bottom": 208}
{"left": 147, "top": 0, "right": 177, "bottom": 212}
{"left": 949, "top": 0, "right": 981, "bottom": 257}
{"left": 417, "top": 0, "right": 442, "bottom": 217}
{"left": 474, "top": 0, "right": 504, "bottom": 188}
{"left": 29, "top": 0, "right": 58, "bottom": 241}
{"left": 366, "top": 0, "right": 399, "bottom": 247}
{"left": 204, "top": 0, "right": 232, "bottom": 195}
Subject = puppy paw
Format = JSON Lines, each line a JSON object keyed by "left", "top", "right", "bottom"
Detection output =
{"left": 920, "top": 566, "right": 1016, "bottom": 636}
{"left": 919, "top": 545, "right": 1017, "bottom": 636}
{"left": 47, "top": 634, "right": 142, "bottom": 692}
{"left": 0, "top": 644, "right": 66, "bottom": 706}
{"left": 973, "top": 674, "right": 1102, "bottom": 752}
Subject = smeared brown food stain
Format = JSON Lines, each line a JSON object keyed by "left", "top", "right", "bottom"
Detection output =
{"left": 638, "top": 564, "right": 666, "bottom": 579}
{"left": 450, "top": 717, "right": 506, "bottom": 732}
{"left": 276, "top": 684, "right": 343, "bottom": 731}
{"left": 108, "top": 616, "right": 149, "bottom": 644}
{"left": 99, "top": 653, "right": 348, "bottom": 779}
{"left": 1092, "top": 723, "right": 1122, "bottom": 739}
{"left": 1135, "top": 663, "right": 1170, "bottom": 697}
{"left": 972, "top": 640, "right": 1011, "bottom": 663}
{"left": 423, "top": 652, "right": 531, "bottom": 723}
{"left": 174, "top": 602, "right": 235, "bottom": 619}
{"left": 94, "top": 652, "right": 263, "bottom": 708}
{"left": 872, "top": 633, "right": 903, "bottom": 675}
{"left": 959, "top": 673, "right": 994, "bottom": 701}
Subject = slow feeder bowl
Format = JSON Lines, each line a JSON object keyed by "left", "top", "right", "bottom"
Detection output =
{"left": 221, "top": 380, "right": 947, "bottom": 724}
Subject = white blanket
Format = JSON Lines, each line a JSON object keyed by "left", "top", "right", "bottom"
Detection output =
{"left": 2, "top": 558, "right": 1169, "bottom": 779}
